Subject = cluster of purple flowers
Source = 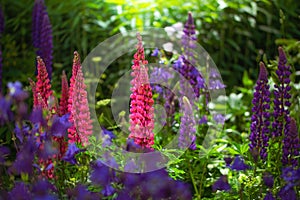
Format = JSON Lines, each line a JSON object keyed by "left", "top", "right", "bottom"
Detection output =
{"left": 249, "top": 62, "right": 271, "bottom": 160}
{"left": 32, "top": 0, "right": 53, "bottom": 79}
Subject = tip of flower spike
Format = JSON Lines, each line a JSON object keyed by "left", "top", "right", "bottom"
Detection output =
{"left": 278, "top": 46, "right": 287, "bottom": 63}
{"left": 258, "top": 62, "right": 268, "bottom": 80}
{"left": 187, "top": 11, "right": 194, "bottom": 24}
{"left": 136, "top": 32, "right": 142, "bottom": 42}
{"left": 73, "top": 51, "right": 80, "bottom": 63}
{"left": 182, "top": 96, "right": 193, "bottom": 112}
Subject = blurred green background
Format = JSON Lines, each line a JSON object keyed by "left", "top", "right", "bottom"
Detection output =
{"left": 1, "top": 0, "right": 300, "bottom": 92}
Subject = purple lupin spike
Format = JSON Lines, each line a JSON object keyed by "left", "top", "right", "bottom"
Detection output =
{"left": 249, "top": 62, "right": 271, "bottom": 160}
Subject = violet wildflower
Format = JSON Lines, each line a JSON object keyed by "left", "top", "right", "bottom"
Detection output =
{"left": 32, "top": 0, "right": 53, "bottom": 78}
{"left": 150, "top": 67, "right": 175, "bottom": 118}
{"left": 0, "top": 96, "right": 13, "bottom": 126}
{"left": 32, "top": 0, "right": 45, "bottom": 48}
{"left": 31, "top": 179, "right": 57, "bottom": 199}
{"left": 209, "top": 68, "right": 226, "bottom": 90}
{"left": 224, "top": 157, "right": 233, "bottom": 167}
{"left": 264, "top": 191, "right": 275, "bottom": 200}
{"left": 0, "top": 47, "right": 2, "bottom": 94}
{"left": 0, "top": 146, "right": 9, "bottom": 164}
{"left": 281, "top": 167, "right": 300, "bottom": 189}
{"left": 62, "top": 143, "right": 83, "bottom": 165}
{"left": 263, "top": 172, "right": 274, "bottom": 188}
{"left": 67, "top": 184, "right": 100, "bottom": 199}
{"left": 213, "top": 113, "right": 226, "bottom": 125}
{"left": 249, "top": 62, "right": 271, "bottom": 160}
{"left": 272, "top": 47, "right": 292, "bottom": 138}
{"left": 277, "top": 186, "right": 297, "bottom": 200}
{"left": 212, "top": 175, "right": 231, "bottom": 192}
{"left": 179, "top": 96, "right": 196, "bottom": 150}
{"left": 101, "top": 127, "right": 115, "bottom": 147}
{"left": 229, "top": 155, "right": 250, "bottom": 171}
{"left": 50, "top": 114, "right": 71, "bottom": 137}
{"left": 10, "top": 137, "right": 37, "bottom": 175}
{"left": 90, "top": 160, "right": 116, "bottom": 196}
{"left": 282, "top": 118, "right": 300, "bottom": 167}
{"left": 9, "top": 182, "right": 32, "bottom": 200}
{"left": 7, "top": 81, "right": 28, "bottom": 102}
{"left": 174, "top": 12, "right": 205, "bottom": 99}
{"left": 151, "top": 47, "right": 159, "bottom": 57}
{"left": 129, "top": 33, "right": 154, "bottom": 148}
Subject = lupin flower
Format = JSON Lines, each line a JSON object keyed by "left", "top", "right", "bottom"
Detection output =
{"left": 67, "top": 52, "right": 81, "bottom": 144}
{"left": 70, "top": 66, "right": 93, "bottom": 145}
{"left": 282, "top": 118, "right": 300, "bottom": 167}
{"left": 32, "top": 0, "right": 53, "bottom": 79}
{"left": 249, "top": 62, "right": 271, "bottom": 160}
{"left": 39, "top": 11, "right": 53, "bottom": 79}
{"left": 35, "top": 56, "right": 53, "bottom": 109}
{"left": 32, "top": 0, "right": 45, "bottom": 48}
{"left": 178, "top": 96, "right": 196, "bottom": 150}
{"left": 59, "top": 70, "right": 69, "bottom": 116}
{"left": 272, "top": 47, "right": 292, "bottom": 138}
{"left": 128, "top": 33, "right": 154, "bottom": 149}
{"left": 150, "top": 67, "right": 175, "bottom": 118}
{"left": 174, "top": 12, "right": 205, "bottom": 99}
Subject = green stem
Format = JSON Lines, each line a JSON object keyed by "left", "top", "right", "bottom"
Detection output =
{"left": 189, "top": 161, "right": 199, "bottom": 197}
{"left": 198, "top": 161, "right": 207, "bottom": 200}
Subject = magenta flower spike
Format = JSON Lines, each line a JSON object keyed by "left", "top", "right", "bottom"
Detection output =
{"left": 128, "top": 33, "right": 155, "bottom": 149}
{"left": 35, "top": 56, "right": 53, "bottom": 109}
{"left": 59, "top": 70, "right": 69, "bottom": 116}
{"left": 71, "top": 66, "right": 93, "bottom": 146}
{"left": 67, "top": 52, "right": 92, "bottom": 145}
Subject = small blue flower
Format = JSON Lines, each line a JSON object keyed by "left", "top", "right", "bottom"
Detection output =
{"left": 229, "top": 156, "right": 250, "bottom": 171}
{"left": 151, "top": 48, "right": 159, "bottom": 57}
{"left": 212, "top": 175, "right": 231, "bottom": 192}
{"left": 0, "top": 146, "right": 10, "bottom": 164}
{"left": 213, "top": 114, "right": 226, "bottom": 125}
{"left": 7, "top": 82, "right": 28, "bottom": 101}
{"left": 264, "top": 191, "right": 275, "bottom": 200}
{"left": 62, "top": 143, "right": 83, "bottom": 165}
{"left": 263, "top": 172, "right": 274, "bottom": 188}
{"left": 50, "top": 113, "right": 71, "bottom": 137}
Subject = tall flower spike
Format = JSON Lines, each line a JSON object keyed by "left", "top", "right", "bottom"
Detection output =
{"left": 129, "top": 33, "right": 154, "bottom": 149}
{"left": 173, "top": 12, "right": 205, "bottom": 99}
{"left": 59, "top": 70, "right": 69, "bottom": 116}
{"left": 32, "top": 0, "right": 45, "bottom": 48}
{"left": 282, "top": 118, "right": 300, "bottom": 167}
{"left": 71, "top": 67, "right": 93, "bottom": 146}
{"left": 68, "top": 52, "right": 81, "bottom": 144}
{"left": 39, "top": 11, "right": 53, "bottom": 79}
{"left": 32, "top": 0, "right": 53, "bottom": 79}
{"left": 35, "top": 56, "right": 53, "bottom": 109}
{"left": 249, "top": 62, "right": 271, "bottom": 160}
{"left": 179, "top": 96, "right": 196, "bottom": 150}
{"left": 272, "top": 47, "right": 292, "bottom": 139}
